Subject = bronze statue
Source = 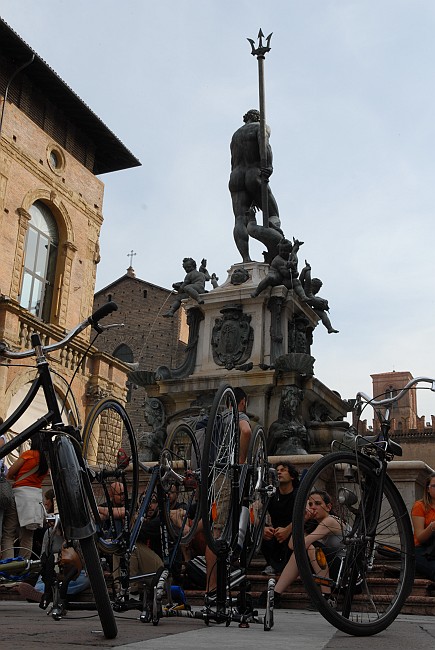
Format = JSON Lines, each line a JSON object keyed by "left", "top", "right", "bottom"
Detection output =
{"left": 163, "top": 258, "right": 206, "bottom": 317}
{"left": 199, "top": 258, "right": 219, "bottom": 289}
{"left": 268, "top": 385, "right": 308, "bottom": 455}
{"left": 229, "top": 109, "right": 283, "bottom": 263}
{"left": 251, "top": 237, "right": 308, "bottom": 301}
{"left": 138, "top": 397, "right": 166, "bottom": 461}
{"left": 300, "top": 261, "right": 338, "bottom": 334}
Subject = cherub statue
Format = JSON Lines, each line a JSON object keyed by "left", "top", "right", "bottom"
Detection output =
{"left": 299, "top": 261, "right": 338, "bottom": 334}
{"left": 163, "top": 257, "right": 206, "bottom": 317}
{"left": 251, "top": 237, "right": 308, "bottom": 301}
{"left": 199, "top": 258, "right": 219, "bottom": 289}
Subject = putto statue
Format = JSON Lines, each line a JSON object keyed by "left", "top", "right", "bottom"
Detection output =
{"left": 229, "top": 109, "right": 284, "bottom": 263}
{"left": 163, "top": 258, "right": 206, "bottom": 318}
{"left": 163, "top": 257, "right": 218, "bottom": 318}
{"left": 251, "top": 237, "right": 308, "bottom": 301}
{"left": 300, "top": 261, "right": 338, "bottom": 334}
{"left": 199, "top": 258, "right": 219, "bottom": 289}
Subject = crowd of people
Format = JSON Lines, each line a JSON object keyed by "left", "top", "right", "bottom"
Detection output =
{"left": 2, "top": 428, "right": 435, "bottom": 611}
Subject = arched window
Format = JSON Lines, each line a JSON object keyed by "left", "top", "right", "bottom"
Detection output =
{"left": 113, "top": 343, "right": 134, "bottom": 364}
{"left": 20, "top": 200, "right": 59, "bottom": 322}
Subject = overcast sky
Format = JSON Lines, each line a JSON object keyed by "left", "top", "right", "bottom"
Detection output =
{"left": 2, "top": 1, "right": 435, "bottom": 420}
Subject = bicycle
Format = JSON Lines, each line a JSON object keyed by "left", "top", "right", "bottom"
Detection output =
{"left": 0, "top": 301, "right": 129, "bottom": 639}
{"left": 81, "top": 416, "right": 201, "bottom": 624}
{"left": 291, "top": 376, "right": 435, "bottom": 636}
{"left": 93, "top": 383, "right": 275, "bottom": 630}
{"left": 198, "top": 383, "right": 275, "bottom": 630}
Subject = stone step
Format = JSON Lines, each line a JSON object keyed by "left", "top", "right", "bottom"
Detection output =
{"left": 183, "top": 564, "right": 435, "bottom": 617}
{"left": 2, "top": 566, "right": 434, "bottom": 617}
{"left": 184, "top": 583, "right": 435, "bottom": 615}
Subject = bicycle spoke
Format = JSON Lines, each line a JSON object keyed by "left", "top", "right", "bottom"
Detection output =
{"left": 292, "top": 452, "right": 415, "bottom": 636}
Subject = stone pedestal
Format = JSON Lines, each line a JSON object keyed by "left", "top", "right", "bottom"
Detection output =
{"left": 143, "top": 261, "right": 350, "bottom": 452}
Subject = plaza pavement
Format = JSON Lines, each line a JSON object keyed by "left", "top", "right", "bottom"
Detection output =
{"left": 2, "top": 600, "right": 435, "bottom": 650}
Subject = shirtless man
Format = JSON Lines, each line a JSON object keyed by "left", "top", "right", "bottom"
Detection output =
{"left": 229, "top": 109, "right": 283, "bottom": 263}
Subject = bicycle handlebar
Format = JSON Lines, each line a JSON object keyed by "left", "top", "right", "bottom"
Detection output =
{"left": 356, "top": 376, "right": 435, "bottom": 409}
{"left": 0, "top": 301, "right": 119, "bottom": 359}
{"left": 88, "top": 301, "right": 118, "bottom": 330}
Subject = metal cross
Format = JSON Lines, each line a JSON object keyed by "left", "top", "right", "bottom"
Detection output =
{"left": 127, "top": 250, "right": 137, "bottom": 267}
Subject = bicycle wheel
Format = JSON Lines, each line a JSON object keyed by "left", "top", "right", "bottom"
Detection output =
{"left": 200, "top": 384, "right": 239, "bottom": 555}
{"left": 244, "top": 425, "right": 269, "bottom": 566}
{"left": 292, "top": 451, "right": 415, "bottom": 636}
{"left": 49, "top": 434, "right": 117, "bottom": 639}
{"left": 160, "top": 423, "right": 201, "bottom": 545}
{"left": 82, "top": 399, "right": 139, "bottom": 552}
{"left": 80, "top": 535, "right": 118, "bottom": 638}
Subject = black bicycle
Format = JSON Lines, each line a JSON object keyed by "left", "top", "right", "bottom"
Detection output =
{"left": 199, "top": 383, "right": 275, "bottom": 630}
{"left": 82, "top": 416, "right": 201, "bottom": 624}
{"left": 292, "top": 377, "right": 435, "bottom": 636}
{"left": 0, "top": 301, "right": 125, "bottom": 639}
{"left": 81, "top": 383, "right": 274, "bottom": 629}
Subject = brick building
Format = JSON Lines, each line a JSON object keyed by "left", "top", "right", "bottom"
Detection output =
{"left": 358, "top": 371, "right": 435, "bottom": 468}
{"left": 0, "top": 18, "right": 140, "bottom": 459}
{"left": 92, "top": 266, "right": 186, "bottom": 440}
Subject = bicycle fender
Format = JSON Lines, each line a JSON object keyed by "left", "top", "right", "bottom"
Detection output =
{"left": 50, "top": 434, "right": 95, "bottom": 539}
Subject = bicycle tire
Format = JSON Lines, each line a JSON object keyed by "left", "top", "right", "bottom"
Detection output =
{"left": 292, "top": 451, "right": 415, "bottom": 636}
{"left": 245, "top": 425, "right": 269, "bottom": 566}
{"left": 200, "top": 384, "right": 239, "bottom": 555}
{"left": 160, "top": 423, "right": 201, "bottom": 545}
{"left": 82, "top": 398, "right": 139, "bottom": 552}
{"left": 80, "top": 535, "right": 118, "bottom": 639}
{"left": 48, "top": 434, "right": 117, "bottom": 639}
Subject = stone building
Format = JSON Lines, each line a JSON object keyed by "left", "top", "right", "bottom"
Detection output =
{"left": 0, "top": 18, "right": 140, "bottom": 458}
{"left": 92, "top": 266, "right": 186, "bottom": 455}
{"left": 357, "top": 371, "right": 435, "bottom": 468}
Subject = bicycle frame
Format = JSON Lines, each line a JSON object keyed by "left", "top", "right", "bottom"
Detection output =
{"left": 1, "top": 314, "right": 124, "bottom": 540}
{"left": 0, "top": 338, "right": 66, "bottom": 460}
{"left": 348, "top": 376, "right": 435, "bottom": 540}
{"left": 112, "top": 464, "right": 187, "bottom": 609}
{"left": 0, "top": 301, "right": 121, "bottom": 639}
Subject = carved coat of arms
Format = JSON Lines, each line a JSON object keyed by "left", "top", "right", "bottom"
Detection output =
{"left": 211, "top": 304, "right": 254, "bottom": 370}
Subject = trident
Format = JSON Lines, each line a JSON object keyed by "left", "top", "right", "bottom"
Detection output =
{"left": 248, "top": 29, "right": 273, "bottom": 229}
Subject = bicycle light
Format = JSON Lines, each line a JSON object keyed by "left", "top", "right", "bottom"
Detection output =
{"left": 338, "top": 487, "right": 358, "bottom": 507}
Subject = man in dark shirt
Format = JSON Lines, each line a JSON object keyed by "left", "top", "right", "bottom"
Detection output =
{"left": 261, "top": 462, "right": 299, "bottom": 575}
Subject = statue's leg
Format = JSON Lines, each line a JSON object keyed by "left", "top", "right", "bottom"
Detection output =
{"left": 246, "top": 177, "right": 283, "bottom": 262}
{"left": 163, "top": 299, "right": 181, "bottom": 317}
{"left": 315, "top": 309, "right": 339, "bottom": 334}
{"left": 233, "top": 213, "right": 251, "bottom": 263}
{"left": 247, "top": 220, "right": 283, "bottom": 264}
{"left": 267, "top": 187, "right": 280, "bottom": 221}
{"left": 251, "top": 277, "right": 272, "bottom": 298}
{"left": 183, "top": 287, "right": 204, "bottom": 305}
{"left": 290, "top": 280, "right": 308, "bottom": 302}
